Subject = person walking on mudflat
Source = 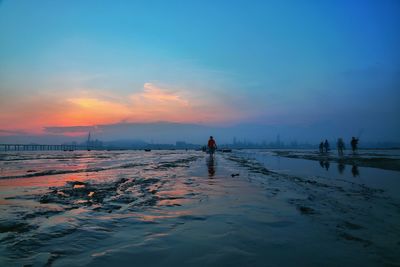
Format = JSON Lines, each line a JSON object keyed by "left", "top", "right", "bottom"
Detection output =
{"left": 207, "top": 136, "right": 217, "bottom": 155}
{"left": 319, "top": 142, "right": 324, "bottom": 154}
{"left": 324, "top": 139, "right": 330, "bottom": 153}
{"left": 351, "top": 137, "right": 359, "bottom": 154}
{"left": 337, "top": 138, "right": 345, "bottom": 156}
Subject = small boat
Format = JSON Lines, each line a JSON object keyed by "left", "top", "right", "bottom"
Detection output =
{"left": 221, "top": 149, "right": 232, "bottom": 153}
{"left": 144, "top": 149, "right": 151, "bottom": 152}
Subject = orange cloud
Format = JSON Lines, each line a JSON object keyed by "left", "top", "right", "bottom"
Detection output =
{"left": 65, "top": 97, "right": 131, "bottom": 125}
{"left": 0, "top": 82, "right": 246, "bottom": 134}
{"left": 128, "top": 83, "right": 194, "bottom": 121}
{"left": 138, "top": 83, "right": 189, "bottom": 106}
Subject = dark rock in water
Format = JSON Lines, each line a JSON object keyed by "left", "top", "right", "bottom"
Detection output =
{"left": 40, "top": 194, "right": 55, "bottom": 204}
{"left": 339, "top": 232, "right": 372, "bottom": 247}
{"left": 119, "top": 179, "right": 137, "bottom": 191}
{"left": 93, "top": 204, "right": 122, "bottom": 213}
{"left": 157, "top": 162, "right": 178, "bottom": 169}
{"left": 337, "top": 221, "right": 363, "bottom": 230}
{"left": 0, "top": 221, "right": 33, "bottom": 233}
{"left": 111, "top": 194, "right": 137, "bottom": 204}
{"left": 119, "top": 178, "right": 129, "bottom": 184}
{"left": 23, "top": 209, "right": 63, "bottom": 219}
{"left": 138, "top": 197, "right": 158, "bottom": 207}
{"left": 140, "top": 178, "right": 160, "bottom": 184}
{"left": 297, "top": 206, "right": 316, "bottom": 215}
{"left": 67, "top": 181, "right": 87, "bottom": 187}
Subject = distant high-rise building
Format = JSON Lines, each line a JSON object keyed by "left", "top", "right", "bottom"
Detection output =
{"left": 176, "top": 141, "right": 187, "bottom": 148}
{"left": 276, "top": 134, "right": 281, "bottom": 148}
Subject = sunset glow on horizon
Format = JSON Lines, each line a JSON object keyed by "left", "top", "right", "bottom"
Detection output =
{"left": 0, "top": 82, "right": 249, "bottom": 135}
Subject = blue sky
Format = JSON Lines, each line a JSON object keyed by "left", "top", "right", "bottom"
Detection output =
{"left": 0, "top": 0, "right": 399, "bottom": 142}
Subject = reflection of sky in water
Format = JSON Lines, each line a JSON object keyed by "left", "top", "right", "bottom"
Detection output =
{"left": 0, "top": 150, "right": 195, "bottom": 178}
{"left": 0, "top": 150, "right": 206, "bottom": 266}
{"left": 0, "top": 150, "right": 202, "bottom": 228}
{"left": 238, "top": 149, "right": 400, "bottom": 199}
{"left": 134, "top": 210, "right": 193, "bottom": 223}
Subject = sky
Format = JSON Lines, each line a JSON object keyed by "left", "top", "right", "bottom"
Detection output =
{"left": 0, "top": 0, "right": 399, "bottom": 144}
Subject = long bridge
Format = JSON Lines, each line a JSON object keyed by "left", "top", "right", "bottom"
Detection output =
{"left": 0, "top": 144, "right": 97, "bottom": 151}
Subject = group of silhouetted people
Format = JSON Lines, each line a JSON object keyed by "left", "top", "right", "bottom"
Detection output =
{"left": 319, "top": 139, "right": 330, "bottom": 153}
{"left": 319, "top": 137, "right": 359, "bottom": 155}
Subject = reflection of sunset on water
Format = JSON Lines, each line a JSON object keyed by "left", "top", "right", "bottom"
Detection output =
{"left": 135, "top": 210, "right": 193, "bottom": 223}
{"left": 0, "top": 174, "right": 88, "bottom": 188}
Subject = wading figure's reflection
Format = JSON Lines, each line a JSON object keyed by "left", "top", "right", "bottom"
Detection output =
{"left": 351, "top": 165, "right": 360, "bottom": 177}
{"left": 319, "top": 160, "right": 324, "bottom": 168}
{"left": 318, "top": 159, "right": 360, "bottom": 177}
{"left": 206, "top": 155, "right": 216, "bottom": 177}
{"left": 337, "top": 162, "right": 345, "bottom": 174}
{"left": 319, "top": 160, "right": 330, "bottom": 171}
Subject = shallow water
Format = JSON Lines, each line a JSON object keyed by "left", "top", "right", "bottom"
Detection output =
{"left": 0, "top": 150, "right": 399, "bottom": 266}
{"left": 237, "top": 149, "right": 400, "bottom": 199}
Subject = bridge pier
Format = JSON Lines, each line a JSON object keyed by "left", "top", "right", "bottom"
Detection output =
{"left": 0, "top": 144, "right": 96, "bottom": 151}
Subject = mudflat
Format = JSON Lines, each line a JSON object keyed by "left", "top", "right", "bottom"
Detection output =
{"left": 1, "top": 150, "right": 399, "bottom": 266}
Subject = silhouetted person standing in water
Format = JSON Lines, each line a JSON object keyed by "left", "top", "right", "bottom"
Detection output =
{"left": 319, "top": 142, "right": 324, "bottom": 154}
{"left": 351, "top": 137, "right": 359, "bottom": 154}
{"left": 324, "top": 139, "right": 330, "bottom": 153}
{"left": 207, "top": 136, "right": 217, "bottom": 155}
{"left": 337, "top": 138, "right": 345, "bottom": 156}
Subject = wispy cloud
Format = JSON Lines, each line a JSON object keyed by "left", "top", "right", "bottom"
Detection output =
{"left": 135, "top": 83, "right": 189, "bottom": 106}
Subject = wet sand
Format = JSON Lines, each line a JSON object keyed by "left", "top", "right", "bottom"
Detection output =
{"left": 1, "top": 150, "right": 399, "bottom": 266}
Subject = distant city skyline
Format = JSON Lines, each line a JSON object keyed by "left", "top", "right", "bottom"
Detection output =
{"left": 1, "top": 122, "right": 399, "bottom": 148}
{"left": 1, "top": 1, "right": 399, "bottom": 143}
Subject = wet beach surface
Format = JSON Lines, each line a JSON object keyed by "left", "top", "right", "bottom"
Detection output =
{"left": 0, "top": 150, "right": 399, "bottom": 266}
